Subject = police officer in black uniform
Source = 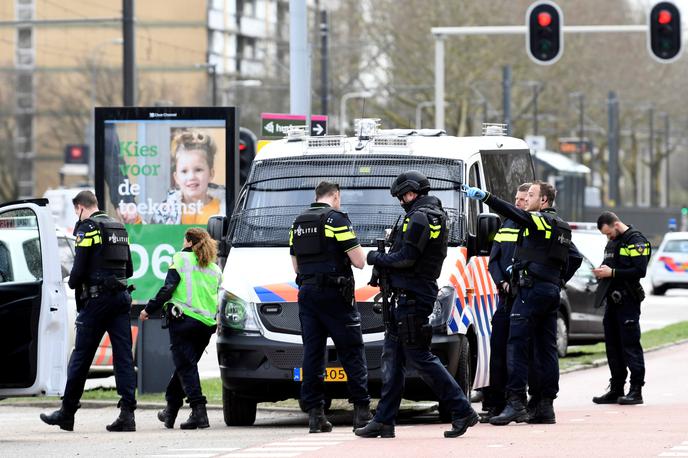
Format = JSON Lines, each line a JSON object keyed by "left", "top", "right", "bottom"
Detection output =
{"left": 480, "top": 182, "right": 531, "bottom": 423}
{"left": 355, "top": 171, "right": 479, "bottom": 439}
{"left": 465, "top": 180, "right": 582, "bottom": 426}
{"left": 290, "top": 181, "right": 372, "bottom": 433}
{"left": 41, "top": 190, "right": 136, "bottom": 432}
{"left": 592, "top": 211, "right": 650, "bottom": 405}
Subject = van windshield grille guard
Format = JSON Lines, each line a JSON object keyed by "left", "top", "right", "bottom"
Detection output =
{"left": 230, "top": 155, "right": 465, "bottom": 247}
{"left": 245, "top": 155, "right": 463, "bottom": 191}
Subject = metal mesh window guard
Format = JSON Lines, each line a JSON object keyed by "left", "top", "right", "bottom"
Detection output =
{"left": 230, "top": 155, "right": 465, "bottom": 247}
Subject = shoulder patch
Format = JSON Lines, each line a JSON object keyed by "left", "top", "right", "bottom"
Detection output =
{"left": 75, "top": 232, "right": 85, "bottom": 244}
{"left": 635, "top": 242, "right": 645, "bottom": 255}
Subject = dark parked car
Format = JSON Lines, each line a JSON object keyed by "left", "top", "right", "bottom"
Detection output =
{"left": 556, "top": 224, "right": 608, "bottom": 357}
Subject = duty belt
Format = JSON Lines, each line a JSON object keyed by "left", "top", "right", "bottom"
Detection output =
{"left": 300, "top": 274, "right": 352, "bottom": 287}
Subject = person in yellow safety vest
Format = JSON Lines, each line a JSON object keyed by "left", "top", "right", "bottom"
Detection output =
{"left": 140, "top": 227, "right": 223, "bottom": 430}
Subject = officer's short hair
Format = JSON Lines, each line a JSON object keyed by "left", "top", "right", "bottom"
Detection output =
{"left": 533, "top": 180, "right": 556, "bottom": 205}
{"left": 597, "top": 211, "right": 620, "bottom": 229}
{"left": 315, "top": 181, "right": 340, "bottom": 200}
{"left": 517, "top": 182, "right": 532, "bottom": 193}
{"left": 72, "top": 190, "right": 98, "bottom": 208}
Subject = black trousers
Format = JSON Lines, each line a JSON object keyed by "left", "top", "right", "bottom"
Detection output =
{"left": 298, "top": 284, "right": 370, "bottom": 411}
{"left": 603, "top": 294, "right": 645, "bottom": 389}
{"left": 63, "top": 291, "right": 136, "bottom": 412}
{"left": 166, "top": 317, "right": 215, "bottom": 407}
{"left": 483, "top": 294, "right": 511, "bottom": 410}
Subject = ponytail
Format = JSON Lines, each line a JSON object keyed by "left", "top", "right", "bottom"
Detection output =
{"left": 184, "top": 227, "right": 218, "bottom": 268}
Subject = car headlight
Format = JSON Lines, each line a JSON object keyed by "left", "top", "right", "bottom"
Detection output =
{"left": 219, "top": 290, "right": 260, "bottom": 332}
{"left": 428, "top": 286, "right": 456, "bottom": 330}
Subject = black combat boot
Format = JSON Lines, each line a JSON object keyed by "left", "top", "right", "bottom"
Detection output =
{"left": 40, "top": 407, "right": 75, "bottom": 431}
{"left": 352, "top": 403, "right": 373, "bottom": 430}
{"left": 444, "top": 409, "right": 479, "bottom": 438}
{"left": 618, "top": 385, "right": 643, "bottom": 405}
{"left": 525, "top": 395, "right": 540, "bottom": 421}
{"left": 106, "top": 407, "right": 136, "bottom": 432}
{"left": 180, "top": 404, "right": 210, "bottom": 429}
{"left": 526, "top": 397, "right": 556, "bottom": 424}
{"left": 308, "top": 406, "right": 332, "bottom": 433}
{"left": 157, "top": 402, "right": 183, "bottom": 429}
{"left": 478, "top": 406, "right": 503, "bottom": 423}
{"left": 489, "top": 396, "right": 527, "bottom": 426}
{"left": 592, "top": 384, "right": 624, "bottom": 404}
{"left": 354, "top": 420, "right": 395, "bottom": 438}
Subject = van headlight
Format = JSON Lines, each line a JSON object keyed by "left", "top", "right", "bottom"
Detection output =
{"left": 428, "top": 286, "right": 455, "bottom": 330}
{"left": 219, "top": 290, "right": 259, "bottom": 332}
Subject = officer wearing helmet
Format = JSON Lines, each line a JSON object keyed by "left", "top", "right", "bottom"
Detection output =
{"left": 355, "top": 170, "right": 478, "bottom": 439}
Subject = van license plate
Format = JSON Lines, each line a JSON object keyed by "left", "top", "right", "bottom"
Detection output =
{"left": 293, "top": 367, "right": 348, "bottom": 382}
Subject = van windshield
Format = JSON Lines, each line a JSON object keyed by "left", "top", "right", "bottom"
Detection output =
{"left": 231, "top": 154, "right": 465, "bottom": 247}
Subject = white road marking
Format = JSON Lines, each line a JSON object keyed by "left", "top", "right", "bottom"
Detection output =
{"left": 268, "top": 442, "right": 340, "bottom": 446}
{"left": 244, "top": 447, "right": 320, "bottom": 452}
{"left": 659, "top": 453, "right": 688, "bottom": 457}
{"left": 570, "top": 418, "right": 586, "bottom": 422}
{"left": 168, "top": 450, "right": 241, "bottom": 452}
{"left": 487, "top": 444, "right": 505, "bottom": 448}
{"left": 149, "top": 455, "right": 216, "bottom": 458}
{"left": 221, "top": 453, "right": 302, "bottom": 458}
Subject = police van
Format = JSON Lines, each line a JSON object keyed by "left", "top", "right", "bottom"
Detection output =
{"left": 0, "top": 199, "right": 70, "bottom": 399}
{"left": 208, "top": 120, "right": 534, "bottom": 425}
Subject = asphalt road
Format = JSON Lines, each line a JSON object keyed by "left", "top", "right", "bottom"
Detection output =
{"left": 3, "top": 341, "right": 688, "bottom": 457}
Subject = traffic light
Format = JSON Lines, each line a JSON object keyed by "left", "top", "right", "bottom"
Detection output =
{"left": 648, "top": 2, "right": 682, "bottom": 62}
{"left": 64, "top": 144, "right": 89, "bottom": 164}
{"left": 526, "top": 1, "right": 563, "bottom": 65}
{"left": 238, "top": 127, "right": 257, "bottom": 186}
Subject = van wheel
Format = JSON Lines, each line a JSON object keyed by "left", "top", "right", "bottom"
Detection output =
{"left": 222, "top": 387, "right": 257, "bottom": 426}
{"left": 651, "top": 285, "right": 667, "bottom": 296}
{"left": 556, "top": 311, "right": 568, "bottom": 358}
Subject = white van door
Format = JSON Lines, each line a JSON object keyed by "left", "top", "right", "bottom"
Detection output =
{"left": 0, "top": 199, "right": 69, "bottom": 397}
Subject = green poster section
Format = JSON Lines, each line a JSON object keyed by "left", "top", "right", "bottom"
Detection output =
{"left": 125, "top": 224, "right": 203, "bottom": 302}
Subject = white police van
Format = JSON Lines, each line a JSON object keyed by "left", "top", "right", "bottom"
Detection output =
{"left": 0, "top": 199, "right": 70, "bottom": 399}
{"left": 208, "top": 120, "right": 534, "bottom": 425}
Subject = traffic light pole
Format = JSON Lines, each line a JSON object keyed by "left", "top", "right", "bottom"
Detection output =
{"left": 432, "top": 24, "right": 645, "bottom": 130}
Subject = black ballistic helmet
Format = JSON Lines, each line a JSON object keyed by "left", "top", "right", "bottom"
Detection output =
{"left": 390, "top": 170, "right": 431, "bottom": 198}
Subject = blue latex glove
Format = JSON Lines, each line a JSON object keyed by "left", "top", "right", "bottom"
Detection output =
{"left": 462, "top": 184, "right": 486, "bottom": 200}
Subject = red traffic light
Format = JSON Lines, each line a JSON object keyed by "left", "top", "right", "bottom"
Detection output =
{"left": 69, "top": 146, "right": 84, "bottom": 160}
{"left": 537, "top": 12, "right": 552, "bottom": 27}
{"left": 658, "top": 9, "right": 672, "bottom": 24}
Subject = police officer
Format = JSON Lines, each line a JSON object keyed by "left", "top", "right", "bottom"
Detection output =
{"left": 465, "top": 181, "right": 582, "bottom": 426}
{"left": 355, "top": 171, "right": 478, "bottom": 439}
{"left": 592, "top": 212, "right": 650, "bottom": 405}
{"left": 480, "top": 182, "right": 531, "bottom": 423}
{"left": 140, "top": 227, "right": 223, "bottom": 429}
{"left": 41, "top": 190, "right": 136, "bottom": 432}
{"left": 290, "top": 181, "right": 372, "bottom": 433}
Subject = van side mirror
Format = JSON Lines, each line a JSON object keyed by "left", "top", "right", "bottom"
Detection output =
{"left": 208, "top": 215, "right": 230, "bottom": 258}
{"left": 476, "top": 213, "right": 501, "bottom": 256}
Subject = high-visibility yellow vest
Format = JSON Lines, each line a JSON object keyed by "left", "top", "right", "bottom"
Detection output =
{"left": 167, "top": 251, "right": 223, "bottom": 327}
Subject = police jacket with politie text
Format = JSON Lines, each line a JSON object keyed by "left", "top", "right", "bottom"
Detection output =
{"left": 69, "top": 211, "right": 133, "bottom": 290}
{"left": 370, "top": 195, "right": 448, "bottom": 304}
{"left": 603, "top": 226, "right": 651, "bottom": 291}
{"left": 290, "top": 202, "right": 360, "bottom": 279}
{"left": 481, "top": 193, "right": 582, "bottom": 285}
{"left": 488, "top": 218, "right": 520, "bottom": 294}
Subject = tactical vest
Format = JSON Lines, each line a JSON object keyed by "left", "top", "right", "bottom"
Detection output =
{"left": 292, "top": 206, "right": 351, "bottom": 276}
{"left": 514, "top": 211, "right": 572, "bottom": 271}
{"left": 167, "top": 251, "right": 222, "bottom": 327}
{"left": 86, "top": 214, "right": 130, "bottom": 280}
{"left": 392, "top": 204, "right": 448, "bottom": 281}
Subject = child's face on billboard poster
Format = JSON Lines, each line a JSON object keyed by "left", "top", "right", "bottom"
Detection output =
{"left": 173, "top": 149, "right": 215, "bottom": 203}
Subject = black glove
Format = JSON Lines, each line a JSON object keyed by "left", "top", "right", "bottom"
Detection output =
{"left": 367, "top": 250, "right": 380, "bottom": 265}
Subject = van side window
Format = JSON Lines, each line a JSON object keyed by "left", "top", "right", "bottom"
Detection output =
{"left": 0, "top": 242, "right": 12, "bottom": 282}
{"left": 467, "top": 163, "right": 481, "bottom": 236}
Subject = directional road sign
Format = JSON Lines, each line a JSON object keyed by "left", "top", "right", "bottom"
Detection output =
{"left": 261, "top": 113, "right": 328, "bottom": 138}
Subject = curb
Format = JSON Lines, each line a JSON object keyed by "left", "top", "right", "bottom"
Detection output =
{"left": 6, "top": 340, "right": 687, "bottom": 411}
{"left": 560, "top": 338, "right": 688, "bottom": 375}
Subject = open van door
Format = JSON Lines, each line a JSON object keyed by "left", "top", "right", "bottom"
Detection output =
{"left": 0, "top": 199, "right": 69, "bottom": 397}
